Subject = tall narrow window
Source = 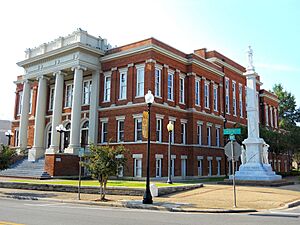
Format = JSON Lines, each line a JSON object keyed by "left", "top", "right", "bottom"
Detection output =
{"left": 18, "top": 91, "right": 23, "bottom": 115}
{"left": 167, "top": 72, "right": 174, "bottom": 101}
{"left": 195, "top": 79, "right": 200, "bottom": 106}
{"left": 134, "top": 158, "right": 142, "bottom": 177}
{"left": 104, "top": 75, "right": 111, "bottom": 102}
{"left": 270, "top": 107, "right": 273, "bottom": 127}
{"left": 135, "top": 118, "right": 142, "bottom": 141}
{"left": 181, "top": 123, "right": 186, "bottom": 144}
{"left": 49, "top": 87, "right": 54, "bottom": 110}
{"left": 119, "top": 71, "right": 127, "bottom": 100}
{"left": 197, "top": 158, "right": 203, "bottom": 176}
{"left": 29, "top": 89, "right": 33, "bottom": 114}
{"left": 136, "top": 67, "right": 144, "bottom": 97}
{"left": 170, "top": 121, "right": 175, "bottom": 143}
{"left": 197, "top": 123, "right": 202, "bottom": 145}
{"left": 213, "top": 85, "right": 218, "bottom": 111}
{"left": 179, "top": 76, "right": 185, "bottom": 104}
{"left": 14, "top": 129, "right": 19, "bottom": 147}
{"left": 216, "top": 127, "right": 220, "bottom": 147}
{"left": 208, "top": 158, "right": 212, "bottom": 176}
{"left": 155, "top": 67, "right": 161, "bottom": 97}
{"left": 82, "top": 80, "right": 92, "bottom": 105}
{"left": 239, "top": 84, "right": 243, "bottom": 117}
{"left": 225, "top": 78, "right": 230, "bottom": 114}
{"left": 65, "top": 84, "right": 73, "bottom": 107}
{"left": 156, "top": 118, "right": 162, "bottom": 142}
{"left": 117, "top": 120, "right": 125, "bottom": 142}
{"left": 207, "top": 126, "right": 211, "bottom": 146}
{"left": 155, "top": 158, "right": 162, "bottom": 177}
{"left": 101, "top": 122, "right": 108, "bottom": 143}
{"left": 232, "top": 81, "right": 237, "bottom": 116}
{"left": 204, "top": 81, "right": 210, "bottom": 108}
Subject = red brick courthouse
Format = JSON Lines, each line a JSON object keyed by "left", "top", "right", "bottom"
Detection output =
{"left": 10, "top": 29, "right": 288, "bottom": 178}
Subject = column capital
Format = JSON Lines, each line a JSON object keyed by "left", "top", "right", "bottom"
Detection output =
{"left": 53, "top": 71, "right": 68, "bottom": 77}
{"left": 36, "top": 75, "right": 50, "bottom": 81}
{"left": 71, "top": 65, "right": 87, "bottom": 72}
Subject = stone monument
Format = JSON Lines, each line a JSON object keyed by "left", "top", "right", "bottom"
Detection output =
{"left": 234, "top": 46, "right": 281, "bottom": 181}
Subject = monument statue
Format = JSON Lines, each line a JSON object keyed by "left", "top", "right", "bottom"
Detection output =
{"left": 241, "top": 145, "right": 247, "bottom": 164}
{"left": 262, "top": 142, "right": 269, "bottom": 164}
{"left": 247, "top": 46, "right": 254, "bottom": 70}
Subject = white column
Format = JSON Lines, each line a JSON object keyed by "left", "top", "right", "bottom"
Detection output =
{"left": 65, "top": 66, "right": 86, "bottom": 155}
{"left": 46, "top": 71, "right": 65, "bottom": 153}
{"left": 19, "top": 80, "right": 31, "bottom": 151}
{"left": 88, "top": 69, "right": 100, "bottom": 144}
{"left": 274, "top": 108, "right": 278, "bottom": 128}
{"left": 265, "top": 103, "right": 269, "bottom": 126}
{"left": 270, "top": 107, "right": 273, "bottom": 128}
{"left": 28, "top": 76, "right": 48, "bottom": 161}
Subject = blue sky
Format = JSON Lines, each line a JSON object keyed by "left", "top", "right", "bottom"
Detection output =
{"left": 0, "top": 0, "right": 299, "bottom": 119}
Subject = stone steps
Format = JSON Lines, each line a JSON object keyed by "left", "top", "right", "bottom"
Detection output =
{"left": 0, "top": 157, "right": 50, "bottom": 179}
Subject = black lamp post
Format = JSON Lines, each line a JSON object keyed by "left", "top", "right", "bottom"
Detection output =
{"left": 143, "top": 90, "right": 154, "bottom": 204}
{"left": 167, "top": 121, "right": 174, "bottom": 184}
{"left": 5, "top": 130, "right": 12, "bottom": 146}
{"left": 56, "top": 124, "right": 66, "bottom": 153}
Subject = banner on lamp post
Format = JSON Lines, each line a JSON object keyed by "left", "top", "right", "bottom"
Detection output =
{"left": 142, "top": 111, "right": 148, "bottom": 139}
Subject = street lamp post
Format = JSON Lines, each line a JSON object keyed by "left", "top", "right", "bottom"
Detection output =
{"left": 143, "top": 90, "right": 154, "bottom": 204}
{"left": 167, "top": 121, "right": 174, "bottom": 184}
{"left": 5, "top": 130, "right": 13, "bottom": 146}
{"left": 56, "top": 124, "right": 66, "bottom": 153}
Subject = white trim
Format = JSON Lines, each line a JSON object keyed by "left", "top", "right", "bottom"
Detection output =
{"left": 207, "top": 57, "right": 244, "bottom": 75}
{"left": 155, "top": 63, "right": 163, "bottom": 70}
{"left": 171, "top": 155, "right": 176, "bottom": 159}
{"left": 180, "top": 119, "right": 188, "bottom": 123}
{"left": 207, "top": 156, "right": 213, "bottom": 160}
{"left": 207, "top": 122, "right": 213, "bottom": 127}
{"left": 197, "top": 120, "right": 203, "bottom": 125}
{"left": 181, "top": 155, "right": 187, "bottom": 159}
{"left": 216, "top": 157, "right": 222, "bottom": 160}
{"left": 259, "top": 93, "right": 280, "bottom": 103}
{"left": 155, "top": 154, "right": 163, "bottom": 159}
{"left": 135, "top": 63, "right": 145, "bottom": 69}
{"left": 133, "top": 154, "right": 143, "bottom": 159}
{"left": 215, "top": 124, "right": 221, "bottom": 128}
{"left": 116, "top": 115, "right": 126, "bottom": 120}
{"left": 132, "top": 113, "right": 143, "bottom": 119}
{"left": 100, "top": 117, "right": 108, "bottom": 122}
{"left": 169, "top": 116, "right": 176, "bottom": 122}
{"left": 197, "top": 156, "right": 204, "bottom": 160}
{"left": 156, "top": 114, "right": 164, "bottom": 119}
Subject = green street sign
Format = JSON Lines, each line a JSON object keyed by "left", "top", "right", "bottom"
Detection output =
{"left": 223, "top": 128, "right": 241, "bottom": 135}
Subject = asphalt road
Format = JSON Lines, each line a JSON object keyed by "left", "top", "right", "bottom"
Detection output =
{"left": 0, "top": 198, "right": 299, "bottom": 225}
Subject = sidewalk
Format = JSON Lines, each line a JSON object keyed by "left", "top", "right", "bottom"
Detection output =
{"left": 0, "top": 181, "right": 300, "bottom": 213}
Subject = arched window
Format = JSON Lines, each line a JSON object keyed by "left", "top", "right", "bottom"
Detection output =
{"left": 47, "top": 126, "right": 52, "bottom": 148}
{"left": 63, "top": 122, "right": 71, "bottom": 149}
{"left": 81, "top": 121, "right": 89, "bottom": 147}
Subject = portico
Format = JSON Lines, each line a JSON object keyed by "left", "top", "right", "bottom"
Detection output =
{"left": 16, "top": 29, "right": 110, "bottom": 162}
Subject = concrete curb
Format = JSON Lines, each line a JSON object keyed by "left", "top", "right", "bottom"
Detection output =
{"left": 0, "top": 193, "right": 257, "bottom": 213}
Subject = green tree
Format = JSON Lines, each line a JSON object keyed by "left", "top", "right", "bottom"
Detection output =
{"left": 0, "top": 145, "right": 16, "bottom": 170}
{"left": 84, "top": 144, "right": 128, "bottom": 201}
{"left": 272, "top": 84, "right": 300, "bottom": 128}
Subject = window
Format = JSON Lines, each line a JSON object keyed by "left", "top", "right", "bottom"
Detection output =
{"left": 135, "top": 118, "right": 142, "bottom": 141}
{"left": 270, "top": 107, "right": 273, "bottom": 127}
{"left": 207, "top": 126, "right": 211, "bottom": 146}
{"left": 82, "top": 80, "right": 92, "bottom": 105}
{"left": 170, "top": 121, "right": 175, "bottom": 143}
{"left": 14, "top": 129, "right": 19, "bottom": 147}
{"left": 217, "top": 158, "right": 221, "bottom": 176}
{"left": 181, "top": 123, "right": 186, "bottom": 144}
{"left": 156, "top": 158, "right": 162, "bottom": 177}
{"left": 65, "top": 84, "right": 73, "bottom": 107}
{"left": 197, "top": 124, "right": 202, "bottom": 145}
{"left": 119, "top": 71, "right": 127, "bottom": 100}
{"left": 101, "top": 122, "right": 108, "bottom": 143}
{"left": 156, "top": 118, "right": 162, "bottom": 142}
{"left": 195, "top": 79, "right": 200, "bottom": 106}
{"left": 225, "top": 78, "right": 230, "bottom": 114}
{"left": 18, "top": 91, "right": 23, "bottom": 115}
{"left": 46, "top": 126, "right": 51, "bottom": 148}
{"left": 80, "top": 121, "right": 89, "bottom": 147}
{"left": 204, "top": 82, "right": 210, "bottom": 108}
{"left": 117, "top": 120, "right": 125, "bottom": 142}
{"left": 239, "top": 84, "right": 243, "bottom": 117}
{"left": 63, "top": 123, "right": 71, "bottom": 149}
{"left": 155, "top": 68, "right": 161, "bottom": 97}
{"left": 232, "top": 81, "right": 237, "bottom": 116}
{"left": 104, "top": 75, "right": 111, "bottom": 102}
{"left": 179, "top": 77, "right": 185, "bottom": 103}
{"left": 197, "top": 159, "right": 203, "bottom": 176}
{"left": 181, "top": 158, "right": 187, "bottom": 177}
{"left": 29, "top": 89, "right": 33, "bottom": 114}
{"left": 208, "top": 158, "right": 212, "bottom": 176}
{"left": 213, "top": 85, "right": 218, "bottom": 111}
{"left": 136, "top": 67, "right": 144, "bottom": 97}
{"left": 167, "top": 72, "right": 174, "bottom": 100}
{"left": 49, "top": 87, "right": 54, "bottom": 110}
{"left": 216, "top": 127, "right": 220, "bottom": 147}
{"left": 134, "top": 158, "right": 142, "bottom": 177}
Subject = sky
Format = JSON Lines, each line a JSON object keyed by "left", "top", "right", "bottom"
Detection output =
{"left": 0, "top": 0, "right": 299, "bottom": 120}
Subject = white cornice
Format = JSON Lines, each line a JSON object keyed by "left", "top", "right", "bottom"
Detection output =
{"left": 100, "top": 43, "right": 225, "bottom": 77}
{"left": 259, "top": 93, "right": 280, "bottom": 103}
{"left": 207, "top": 57, "right": 244, "bottom": 75}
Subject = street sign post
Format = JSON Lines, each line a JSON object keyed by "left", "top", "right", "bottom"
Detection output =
{"left": 224, "top": 128, "right": 241, "bottom": 208}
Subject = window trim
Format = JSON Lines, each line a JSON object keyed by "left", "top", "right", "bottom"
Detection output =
{"left": 64, "top": 83, "right": 73, "bottom": 108}
{"left": 213, "top": 84, "right": 218, "bottom": 112}
{"left": 156, "top": 118, "right": 162, "bottom": 142}
{"left": 49, "top": 87, "right": 55, "bottom": 111}
{"left": 167, "top": 71, "right": 174, "bottom": 101}
{"left": 117, "top": 119, "right": 125, "bottom": 142}
{"left": 136, "top": 65, "right": 145, "bottom": 97}
{"left": 82, "top": 79, "right": 92, "bottom": 105}
{"left": 103, "top": 74, "right": 111, "bottom": 102}
{"left": 119, "top": 69, "right": 127, "bottom": 100}
{"left": 135, "top": 117, "right": 143, "bottom": 142}
{"left": 101, "top": 121, "right": 108, "bottom": 143}
{"left": 179, "top": 76, "right": 185, "bottom": 104}
{"left": 155, "top": 66, "right": 162, "bottom": 97}
{"left": 204, "top": 81, "right": 210, "bottom": 109}
{"left": 195, "top": 79, "right": 200, "bottom": 106}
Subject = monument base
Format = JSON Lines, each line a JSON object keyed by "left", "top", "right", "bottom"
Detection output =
{"left": 231, "top": 163, "right": 282, "bottom": 181}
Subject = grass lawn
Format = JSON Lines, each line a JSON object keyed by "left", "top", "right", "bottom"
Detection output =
{"left": 7, "top": 177, "right": 225, "bottom": 188}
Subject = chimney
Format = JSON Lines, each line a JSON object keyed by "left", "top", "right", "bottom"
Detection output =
{"left": 194, "top": 48, "right": 207, "bottom": 58}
